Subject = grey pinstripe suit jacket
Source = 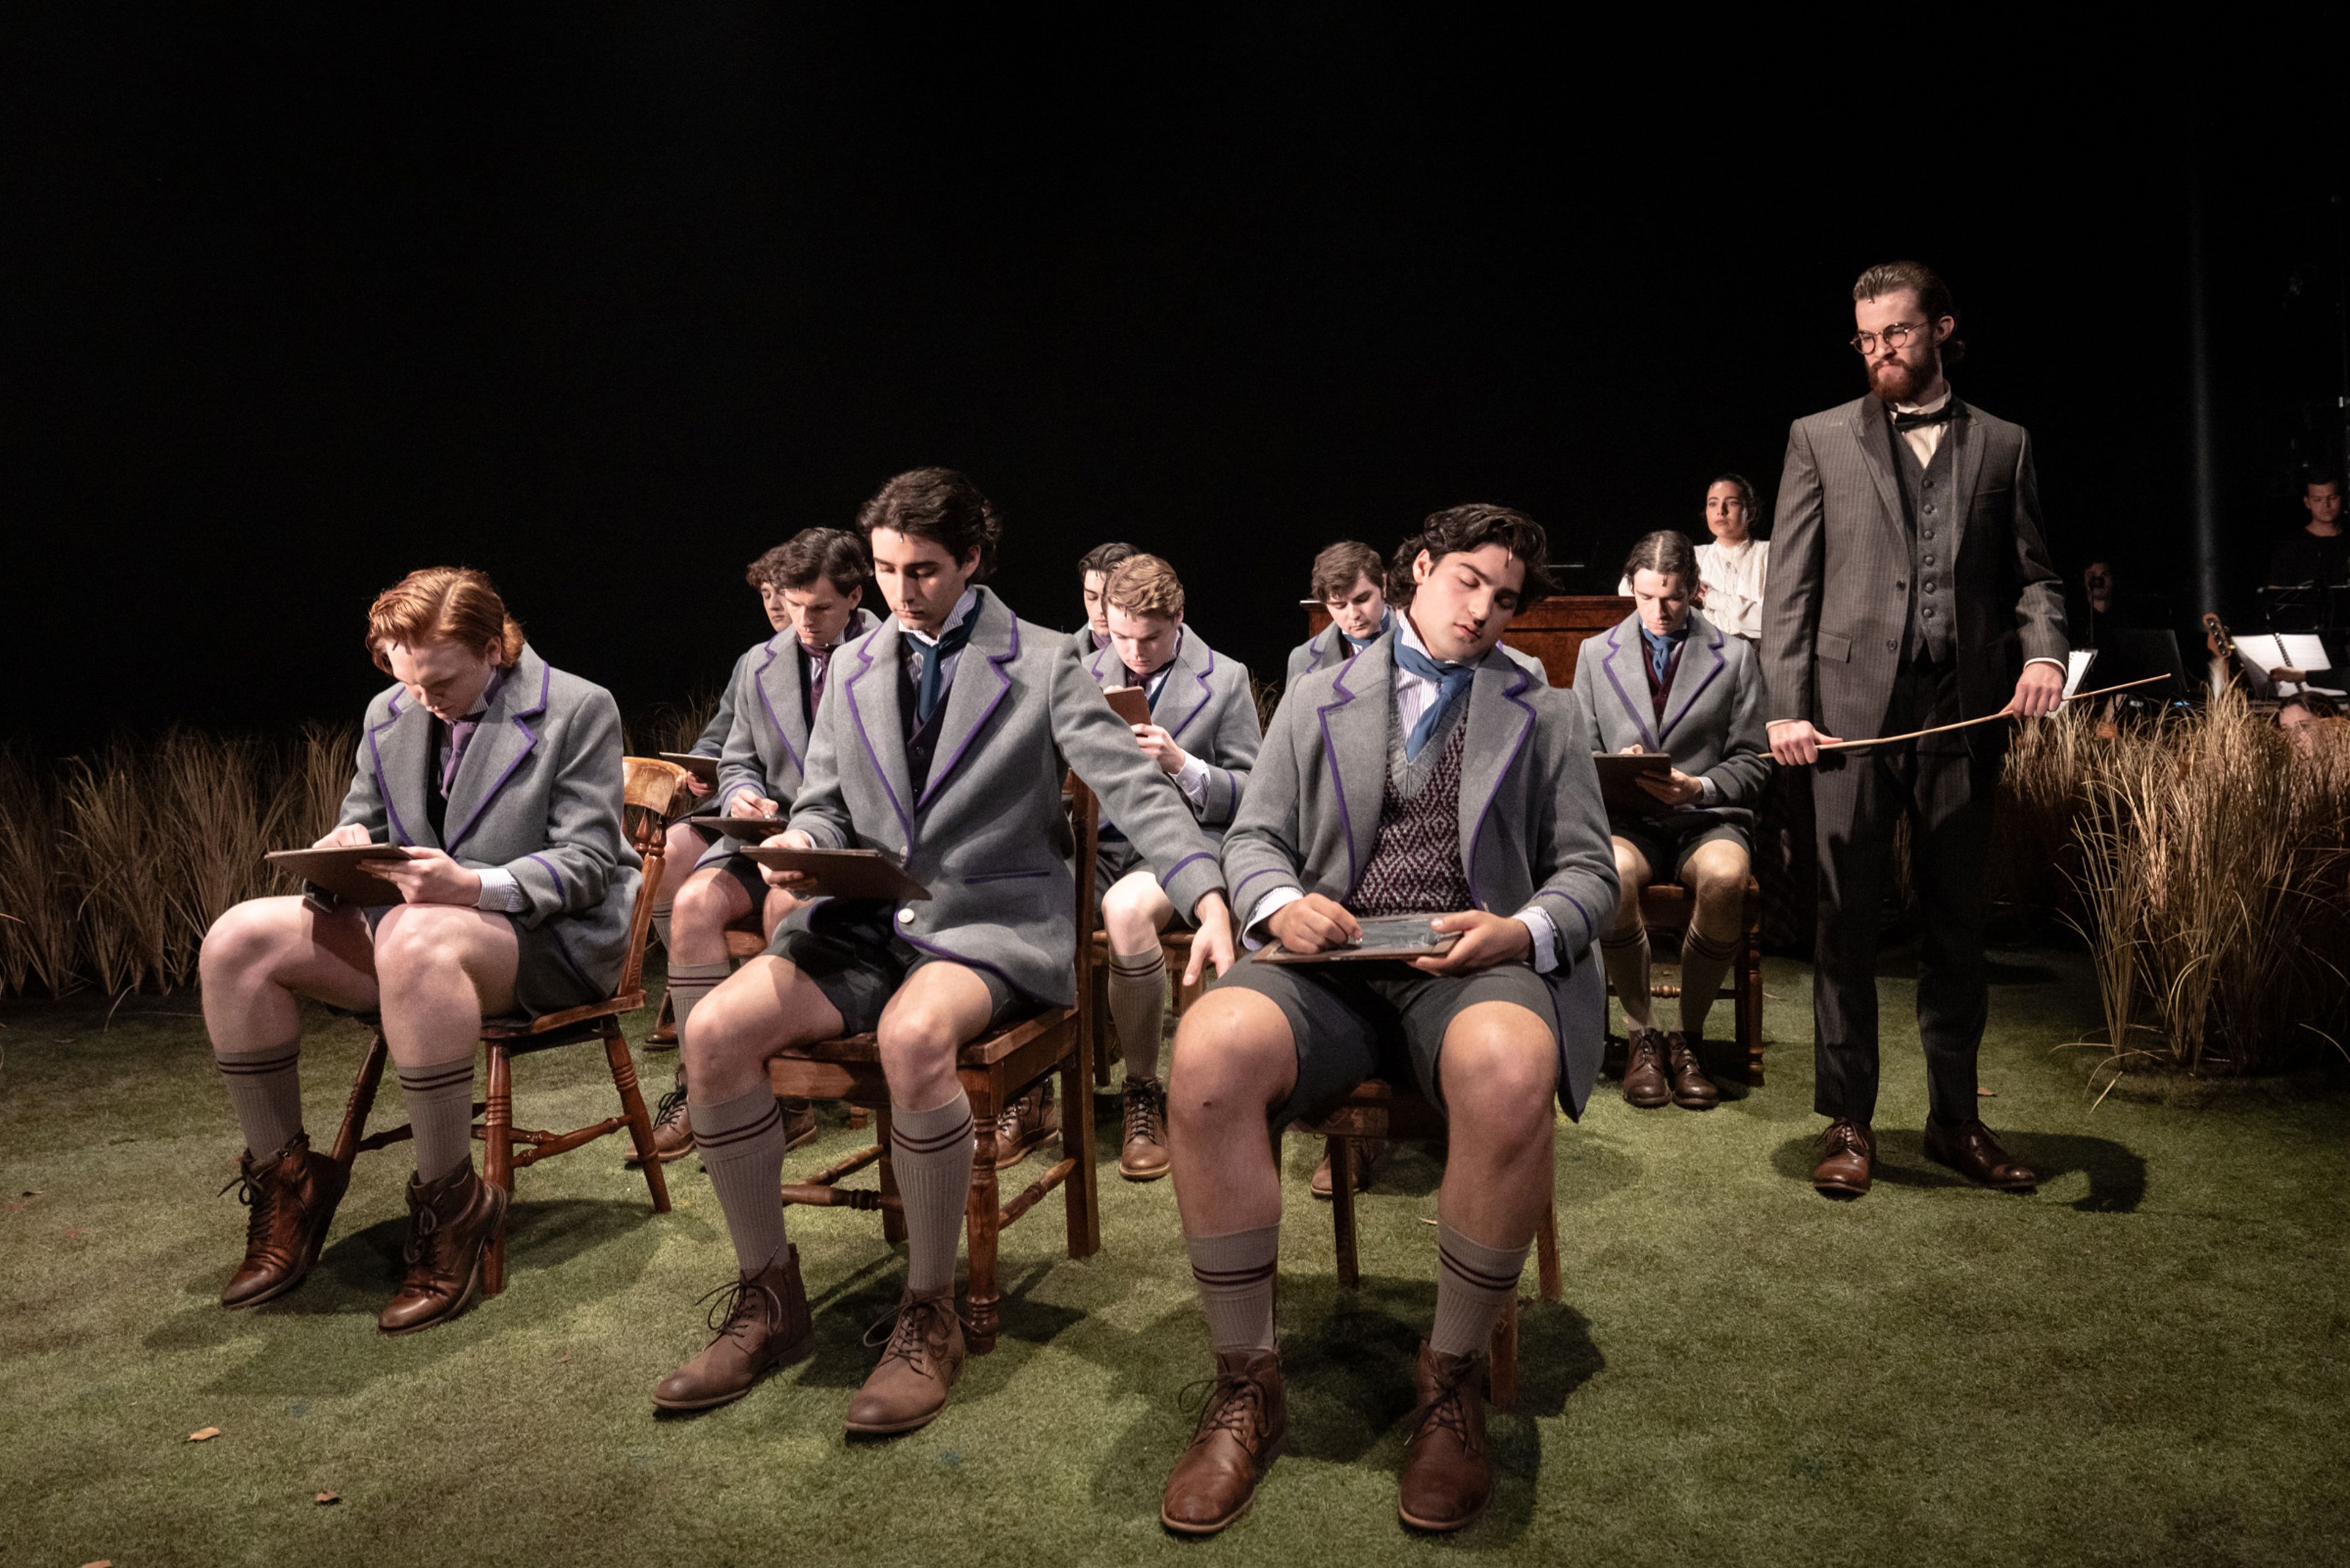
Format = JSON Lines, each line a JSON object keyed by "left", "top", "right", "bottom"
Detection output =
{"left": 1762, "top": 393, "right": 2066, "bottom": 743}
{"left": 1572, "top": 607, "right": 1772, "bottom": 832}
{"left": 1084, "top": 623, "right": 1260, "bottom": 838}
{"left": 1222, "top": 633, "right": 1619, "bottom": 1116}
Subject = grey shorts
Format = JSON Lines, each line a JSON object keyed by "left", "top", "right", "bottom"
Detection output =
{"left": 770, "top": 900, "right": 1028, "bottom": 1037}
{"left": 697, "top": 844, "right": 773, "bottom": 906}
{"left": 1611, "top": 816, "right": 1750, "bottom": 883}
{"left": 358, "top": 902, "right": 602, "bottom": 1020}
{"left": 1210, "top": 955, "right": 1557, "bottom": 1129}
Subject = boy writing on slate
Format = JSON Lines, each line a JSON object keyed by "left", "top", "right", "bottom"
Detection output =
{"left": 655, "top": 468, "right": 1236, "bottom": 1435}
{"left": 1081, "top": 553, "right": 1261, "bottom": 1181}
{"left": 1157, "top": 504, "right": 1614, "bottom": 1536}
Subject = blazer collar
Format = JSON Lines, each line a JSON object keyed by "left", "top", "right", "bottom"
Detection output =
{"left": 1315, "top": 635, "right": 1395, "bottom": 891}
{"left": 840, "top": 615, "right": 916, "bottom": 849}
{"left": 1456, "top": 648, "right": 1537, "bottom": 910}
{"left": 1152, "top": 625, "right": 1217, "bottom": 741}
{"left": 916, "top": 587, "right": 1020, "bottom": 812}
{"left": 441, "top": 645, "right": 551, "bottom": 854}
{"left": 1598, "top": 616, "right": 1660, "bottom": 750}
{"left": 1657, "top": 608, "right": 1728, "bottom": 744}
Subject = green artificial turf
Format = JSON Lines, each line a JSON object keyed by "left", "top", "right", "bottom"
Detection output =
{"left": 2, "top": 947, "right": 2346, "bottom": 1567}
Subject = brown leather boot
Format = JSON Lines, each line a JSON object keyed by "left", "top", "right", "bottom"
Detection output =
{"left": 780, "top": 1096, "right": 820, "bottom": 1153}
{"left": 1397, "top": 1342, "right": 1491, "bottom": 1532}
{"left": 1310, "top": 1137, "right": 1389, "bottom": 1198}
{"left": 1160, "top": 1348, "right": 1287, "bottom": 1536}
{"left": 218, "top": 1133, "right": 349, "bottom": 1310}
{"left": 1812, "top": 1119, "right": 1874, "bottom": 1198}
{"left": 377, "top": 1160, "right": 507, "bottom": 1335}
{"left": 1621, "top": 1028, "right": 1670, "bottom": 1107}
{"left": 1119, "top": 1075, "right": 1171, "bottom": 1181}
{"left": 629, "top": 1081, "right": 695, "bottom": 1167}
{"left": 845, "top": 1288, "right": 966, "bottom": 1435}
{"left": 652, "top": 1247, "right": 814, "bottom": 1411}
{"left": 990, "top": 1080, "right": 1058, "bottom": 1170}
{"left": 1665, "top": 1031, "right": 1719, "bottom": 1110}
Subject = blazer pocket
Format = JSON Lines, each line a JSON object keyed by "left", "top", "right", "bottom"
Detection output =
{"left": 1816, "top": 631, "right": 1853, "bottom": 663}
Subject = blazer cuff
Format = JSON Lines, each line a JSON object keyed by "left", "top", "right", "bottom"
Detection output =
{"left": 1242, "top": 886, "right": 1305, "bottom": 950}
{"left": 1159, "top": 851, "right": 1226, "bottom": 925}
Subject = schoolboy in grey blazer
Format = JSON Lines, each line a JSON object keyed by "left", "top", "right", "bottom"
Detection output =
{"left": 655, "top": 469, "right": 1234, "bottom": 1438}
{"left": 1157, "top": 505, "right": 1614, "bottom": 1538}
{"left": 1572, "top": 531, "right": 1770, "bottom": 1108}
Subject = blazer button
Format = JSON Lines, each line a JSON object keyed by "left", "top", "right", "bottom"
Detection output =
{"left": 897, "top": 908, "right": 916, "bottom": 925}
{"left": 1895, "top": 580, "right": 1907, "bottom": 591}
{"left": 1886, "top": 640, "right": 1898, "bottom": 652}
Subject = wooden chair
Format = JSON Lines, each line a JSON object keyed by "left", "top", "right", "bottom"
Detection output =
{"left": 328, "top": 756, "right": 685, "bottom": 1295}
{"left": 1297, "top": 1080, "right": 1561, "bottom": 1410}
{"left": 1613, "top": 877, "right": 1767, "bottom": 1085}
{"left": 1085, "top": 926, "right": 1206, "bottom": 1087}
{"left": 762, "top": 775, "right": 1105, "bottom": 1354}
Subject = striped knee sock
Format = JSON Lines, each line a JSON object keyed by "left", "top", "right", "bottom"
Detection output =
{"left": 1601, "top": 926, "right": 1653, "bottom": 1030}
{"left": 1430, "top": 1220, "right": 1528, "bottom": 1360}
{"left": 1108, "top": 944, "right": 1169, "bottom": 1083}
{"left": 214, "top": 1041, "right": 304, "bottom": 1157}
{"left": 1187, "top": 1224, "right": 1279, "bottom": 1354}
{"left": 666, "top": 959, "right": 733, "bottom": 1040}
{"left": 695, "top": 1085, "right": 791, "bottom": 1274}
{"left": 890, "top": 1093, "right": 975, "bottom": 1297}
{"left": 395, "top": 1051, "right": 477, "bottom": 1184}
{"left": 1677, "top": 928, "right": 1739, "bottom": 1038}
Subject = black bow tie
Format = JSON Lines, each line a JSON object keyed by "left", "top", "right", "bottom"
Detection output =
{"left": 1892, "top": 403, "right": 1956, "bottom": 431}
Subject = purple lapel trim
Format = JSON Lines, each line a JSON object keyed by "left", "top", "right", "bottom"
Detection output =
{"left": 445, "top": 662, "right": 550, "bottom": 855}
{"left": 1158, "top": 850, "right": 1214, "bottom": 890}
{"left": 524, "top": 852, "right": 564, "bottom": 900}
{"left": 1087, "top": 644, "right": 1111, "bottom": 682}
{"left": 1230, "top": 865, "right": 1291, "bottom": 910}
{"left": 1316, "top": 654, "right": 1365, "bottom": 890}
{"left": 897, "top": 932, "right": 1043, "bottom": 1003}
{"left": 1598, "top": 622, "right": 1660, "bottom": 750}
{"left": 1532, "top": 885, "right": 1602, "bottom": 949}
{"left": 843, "top": 635, "right": 916, "bottom": 851}
{"left": 1165, "top": 644, "right": 1214, "bottom": 742}
{"left": 917, "top": 614, "right": 1018, "bottom": 811}
{"left": 1463, "top": 662, "right": 1537, "bottom": 913}
{"left": 367, "top": 689, "right": 415, "bottom": 846}
{"left": 752, "top": 635, "right": 804, "bottom": 780}
{"left": 1658, "top": 621, "right": 1726, "bottom": 744}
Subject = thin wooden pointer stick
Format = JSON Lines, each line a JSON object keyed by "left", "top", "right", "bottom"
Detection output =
{"left": 1816, "top": 674, "right": 2173, "bottom": 752}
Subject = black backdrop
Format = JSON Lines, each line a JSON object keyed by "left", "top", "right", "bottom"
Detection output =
{"left": 4, "top": 12, "right": 2344, "bottom": 750}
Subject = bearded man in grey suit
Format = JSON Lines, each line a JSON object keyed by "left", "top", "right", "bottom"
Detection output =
{"left": 1762, "top": 259, "right": 2067, "bottom": 1200}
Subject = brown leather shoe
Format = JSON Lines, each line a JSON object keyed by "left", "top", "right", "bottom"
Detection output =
{"left": 1310, "top": 1137, "right": 1389, "bottom": 1198}
{"left": 1119, "top": 1076, "right": 1171, "bottom": 1181}
{"left": 845, "top": 1288, "right": 966, "bottom": 1435}
{"left": 780, "top": 1096, "right": 820, "bottom": 1153}
{"left": 218, "top": 1133, "right": 349, "bottom": 1310}
{"left": 648, "top": 988, "right": 678, "bottom": 1047}
{"left": 1924, "top": 1118, "right": 2040, "bottom": 1191}
{"left": 376, "top": 1160, "right": 507, "bottom": 1335}
{"left": 652, "top": 1247, "right": 814, "bottom": 1411}
{"left": 629, "top": 1081, "right": 695, "bottom": 1167}
{"left": 1621, "top": 1028, "right": 1670, "bottom": 1108}
{"left": 1665, "top": 1031, "right": 1719, "bottom": 1110}
{"left": 1812, "top": 1119, "right": 1874, "bottom": 1198}
{"left": 1160, "top": 1348, "right": 1287, "bottom": 1536}
{"left": 1398, "top": 1342, "right": 1490, "bottom": 1533}
{"left": 990, "top": 1080, "right": 1058, "bottom": 1170}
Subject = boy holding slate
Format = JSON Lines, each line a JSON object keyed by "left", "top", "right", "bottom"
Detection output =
{"left": 198, "top": 568, "right": 639, "bottom": 1333}
{"left": 1082, "top": 553, "right": 1261, "bottom": 1181}
{"left": 655, "top": 468, "right": 1235, "bottom": 1434}
{"left": 1571, "top": 530, "right": 1770, "bottom": 1111}
{"left": 646, "top": 529, "right": 880, "bottom": 1162}
{"left": 1157, "top": 505, "right": 1614, "bottom": 1536}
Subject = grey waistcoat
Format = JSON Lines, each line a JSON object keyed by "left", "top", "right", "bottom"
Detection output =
{"left": 1891, "top": 422, "right": 1960, "bottom": 665}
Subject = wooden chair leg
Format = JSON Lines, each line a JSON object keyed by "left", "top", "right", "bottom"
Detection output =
{"left": 329, "top": 1029, "right": 389, "bottom": 1168}
{"left": 1059, "top": 1024, "right": 1101, "bottom": 1260}
{"left": 605, "top": 1023, "right": 670, "bottom": 1214}
{"left": 848, "top": 1105, "right": 870, "bottom": 1131}
{"left": 876, "top": 1106, "right": 906, "bottom": 1246}
{"left": 1536, "top": 1199, "right": 1562, "bottom": 1302}
{"left": 965, "top": 1085, "right": 1002, "bottom": 1354}
{"left": 1089, "top": 958, "right": 1112, "bottom": 1088}
{"left": 1489, "top": 1293, "right": 1520, "bottom": 1411}
{"left": 1329, "top": 1137, "right": 1360, "bottom": 1290}
{"left": 482, "top": 1044, "right": 513, "bottom": 1297}
{"left": 1741, "top": 923, "right": 1766, "bottom": 1086}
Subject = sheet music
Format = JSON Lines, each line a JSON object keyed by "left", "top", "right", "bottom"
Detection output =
{"left": 2234, "top": 633, "right": 2339, "bottom": 696}
{"left": 2063, "top": 650, "right": 2096, "bottom": 699}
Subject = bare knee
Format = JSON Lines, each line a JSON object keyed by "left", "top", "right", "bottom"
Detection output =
{"left": 1169, "top": 995, "right": 1292, "bottom": 1124}
{"left": 1610, "top": 842, "right": 1650, "bottom": 928}
{"left": 680, "top": 963, "right": 786, "bottom": 1079}
{"left": 1440, "top": 1017, "right": 1557, "bottom": 1146}
{"left": 199, "top": 899, "right": 291, "bottom": 988}
{"left": 671, "top": 870, "right": 736, "bottom": 935}
{"left": 1685, "top": 845, "right": 1750, "bottom": 919}
{"left": 1102, "top": 875, "right": 1171, "bottom": 952}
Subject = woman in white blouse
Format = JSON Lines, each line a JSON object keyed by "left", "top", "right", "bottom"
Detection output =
{"left": 1617, "top": 474, "right": 1770, "bottom": 642}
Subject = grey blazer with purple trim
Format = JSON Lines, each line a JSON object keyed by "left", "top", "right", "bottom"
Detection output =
{"left": 1570, "top": 607, "right": 1772, "bottom": 835}
{"left": 1220, "top": 631, "right": 1619, "bottom": 1116}
{"left": 712, "top": 609, "right": 882, "bottom": 812}
{"left": 337, "top": 644, "right": 641, "bottom": 1009}
{"left": 1086, "top": 623, "right": 1260, "bottom": 838}
{"left": 780, "top": 587, "right": 1227, "bottom": 1009}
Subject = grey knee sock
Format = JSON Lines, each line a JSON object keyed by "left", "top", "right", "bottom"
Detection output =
{"left": 1677, "top": 928, "right": 1739, "bottom": 1038}
{"left": 1187, "top": 1224, "right": 1279, "bottom": 1354}
{"left": 890, "top": 1093, "right": 975, "bottom": 1297}
{"left": 395, "top": 1052, "right": 477, "bottom": 1184}
{"left": 666, "top": 958, "right": 733, "bottom": 1040}
{"left": 695, "top": 1085, "right": 792, "bottom": 1275}
{"left": 651, "top": 905, "right": 673, "bottom": 952}
{"left": 1601, "top": 927, "right": 1653, "bottom": 1030}
{"left": 215, "top": 1041, "right": 304, "bottom": 1157}
{"left": 1108, "top": 944, "right": 1168, "bottom": 1083}
{"left": 1430, "top": 1220, "right": 1528, "bottom": 1360}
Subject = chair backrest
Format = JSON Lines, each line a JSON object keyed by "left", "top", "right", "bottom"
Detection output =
{"left": 616, "top": 757, "right": 692, "bottom": 999}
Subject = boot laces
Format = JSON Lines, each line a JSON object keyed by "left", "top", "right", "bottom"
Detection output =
{"left": 1123, "top": 1080, "right": 1163, "bottom": 1145}
{"left": 696, "top": 1274, "right": 780, "bottom": 1342}
{"left": 220, "top": 1162, "right": 280, "bottom": 1247}
{"left": 1180, "top": 1368, "right": 1270, "bottom": 1452}
{"left": 401, "top": 1197, "right": 444, "bottom": 1267}
{"left": 1411, "top": 1355, "right": 1480, "bottom": 1447}
{"left": 653, "top": 1085, "right": 688, "bottom": 1130}
{"left": 864, "top": 1294, "right": 961, "bottom": 1373}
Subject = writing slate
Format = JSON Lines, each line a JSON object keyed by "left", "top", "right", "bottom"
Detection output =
{"left": 1255, "top": 913, "right": 1461, "bottom": 964}
{"left": 266, "top": 843, "right": 410, "bottom": 904}
{"left": 1102, "top": 685, "right": 1151, "bottom": 727}
{"left": 1594, "top": 752, "right": 1674, "bottom": 817}
{"left": 739, "top": 845, "right": 933, "bottom": 902}
{"left": 688, "top": 813, "right": 793, "bottom": 841}
{"left": 658, "top": 752, "right": 720, "bottom": 785}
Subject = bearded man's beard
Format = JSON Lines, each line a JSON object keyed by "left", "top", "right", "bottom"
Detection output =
{"left": 1867, "top": 341, "right": 1940, "bottom": 403}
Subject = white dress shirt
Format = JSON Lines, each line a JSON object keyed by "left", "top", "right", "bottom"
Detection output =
{"left": 1243, "top": 617, "right": 1560, "bottom": 970}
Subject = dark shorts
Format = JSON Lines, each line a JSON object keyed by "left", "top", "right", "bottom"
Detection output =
{"left": 698, "top": 844, "right": 773, "bottom": 906}
{"left": 359, "top": 902, "right": 602, "bottom": 1020}
{"left": 1612, "top": 816, "right": 1750, "bottom": 883}
{"left": 769, "top": 900, "right": 1028, "bottom": 1037}
{"left": 1210, "top": 955, "right": 1556, "bottom": 1129}
{"left": 1094, "top": 839, "right": 1195, "bottom": 929}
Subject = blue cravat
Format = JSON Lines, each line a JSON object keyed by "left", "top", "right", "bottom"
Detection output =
{"left": 1393, "top": 638, "right": 1474, "bottom": 762}
{"left": 911, "top": 602, "right": 979, "bottom": 725}
{"left": 1638, "top": 622, "right": 1685, "bottom": 685}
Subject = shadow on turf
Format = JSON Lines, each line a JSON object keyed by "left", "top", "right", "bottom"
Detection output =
{"left": 1769, "top": 1129, "right": 2147, "bottom": 1212}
